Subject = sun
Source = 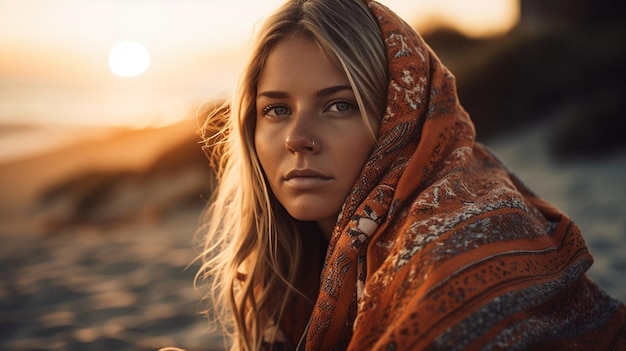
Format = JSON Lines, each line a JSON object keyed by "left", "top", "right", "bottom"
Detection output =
{"left": 108, "top": 40, "right": 151, "bottom": 77}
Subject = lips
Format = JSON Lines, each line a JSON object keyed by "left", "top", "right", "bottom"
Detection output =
{"left": 284, "top": 169, "right": 331, "bottom": 180}
{"left": 283, "top": 169, "right": 332, "bottom": 189}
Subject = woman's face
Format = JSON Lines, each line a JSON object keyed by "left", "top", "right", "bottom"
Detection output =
{"left": 255, "top": 36, "right": 378, "bottom": 237}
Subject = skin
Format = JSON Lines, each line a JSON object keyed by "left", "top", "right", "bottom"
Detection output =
{"left": 255, "top": 36, "right": 378, "bottom": 238}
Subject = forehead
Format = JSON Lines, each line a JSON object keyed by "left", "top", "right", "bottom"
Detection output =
{"left": 257, "top": 36, "right": 349, "bottom": 91}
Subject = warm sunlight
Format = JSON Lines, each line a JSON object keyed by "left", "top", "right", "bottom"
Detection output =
{"left": 108, "top": 40, "right": 151, "bottom": 78}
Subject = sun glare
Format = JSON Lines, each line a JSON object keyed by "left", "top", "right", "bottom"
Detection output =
{"left": 108, "top": 40, "right": 151, "bottom": 78}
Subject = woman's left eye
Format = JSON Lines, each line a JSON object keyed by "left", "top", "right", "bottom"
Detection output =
{"left": 326, "top": 101, "right": 356, "bottom": 113}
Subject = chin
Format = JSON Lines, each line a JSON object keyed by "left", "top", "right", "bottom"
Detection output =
{"left": 279, "top": 196, "right": 342, "bottom": 223}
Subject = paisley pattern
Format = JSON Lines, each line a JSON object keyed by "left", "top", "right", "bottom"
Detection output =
{"left": 300, "top": 1, "right": 626, "bottom": 350}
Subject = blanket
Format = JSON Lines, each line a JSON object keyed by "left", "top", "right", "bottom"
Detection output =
{"left": 301, "top": 1, "right": 626, "bottom": 350}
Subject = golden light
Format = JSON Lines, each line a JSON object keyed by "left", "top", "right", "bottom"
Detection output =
{"left": 0, "top": 0, "right": 521, "bottom": 130}
{"left": 108, "top": 40, "right": 151, "bottom": 78}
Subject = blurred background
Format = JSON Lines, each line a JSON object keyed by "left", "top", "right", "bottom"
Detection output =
{"left": 0, "top": 0, "right": 624, "bottom": 350}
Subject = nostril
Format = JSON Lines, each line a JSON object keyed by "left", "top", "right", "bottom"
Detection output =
{"left": 285, "top": 134, "right": 318, "bottom": 153}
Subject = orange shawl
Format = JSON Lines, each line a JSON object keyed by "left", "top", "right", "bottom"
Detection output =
{"left": 300, "top": 1, "right": 626, "bottom": 350}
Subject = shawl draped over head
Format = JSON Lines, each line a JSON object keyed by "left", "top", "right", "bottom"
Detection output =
{"left": 291, "top": 1, "right": 626, "bottom": 350}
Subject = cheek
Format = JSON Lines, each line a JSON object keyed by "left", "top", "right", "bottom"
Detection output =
{"left": 254, "top": 125, "right": 278, "bottom": 173}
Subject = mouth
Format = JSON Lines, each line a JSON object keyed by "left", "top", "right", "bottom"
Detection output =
{"left": 283, "top": 169, "right": 332, "bottom": 189}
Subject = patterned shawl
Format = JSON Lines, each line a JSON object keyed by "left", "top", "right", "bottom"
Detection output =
{"left": 298, "top": 1, "right": 626, "bottom": 350}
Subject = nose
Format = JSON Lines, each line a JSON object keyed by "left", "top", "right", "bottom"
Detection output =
{"left": 284, "top": 114, "right": 319, "bottom": 154}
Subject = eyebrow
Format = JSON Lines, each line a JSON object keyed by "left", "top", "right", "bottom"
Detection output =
{"left": 256, "top": 85, "right": 353, "bottom": 99}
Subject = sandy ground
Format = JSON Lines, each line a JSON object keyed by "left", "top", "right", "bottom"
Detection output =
{"left": 1, "top": 211, "right": 224, "bottom": 351}
{"left": 0, "top": 121, "right": 624, "bottom": 351}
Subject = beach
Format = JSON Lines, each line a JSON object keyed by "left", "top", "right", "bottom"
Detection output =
{"left": 1, "top": 0, "right": 624, "bottom": 349}
{"left": 0, "top": 120, "right": 624, "bottom": 351}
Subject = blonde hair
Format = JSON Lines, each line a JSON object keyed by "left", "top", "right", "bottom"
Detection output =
{"left": 197, "top": 0, "right": 387, "bottom": 349}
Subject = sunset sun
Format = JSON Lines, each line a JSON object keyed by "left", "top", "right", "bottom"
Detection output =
{"left": 108, "top": 40, "right": 151, "bottom": 77}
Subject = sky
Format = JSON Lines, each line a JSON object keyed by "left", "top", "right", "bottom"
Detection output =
{"left": 0, "top": 0, "right": 519, "bottom": 128}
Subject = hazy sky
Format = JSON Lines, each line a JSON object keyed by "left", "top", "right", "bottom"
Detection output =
{"left": 0, "top": 0, "right": 518, "bottom": 128}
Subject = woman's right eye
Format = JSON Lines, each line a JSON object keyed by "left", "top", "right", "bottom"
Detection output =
{"left": 261, "top": 104, "right": 291, "bottom": 118}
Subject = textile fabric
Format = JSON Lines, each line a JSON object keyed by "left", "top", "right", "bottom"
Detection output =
{"left": 301, "top": 1, "right": 626, "bottom": 350}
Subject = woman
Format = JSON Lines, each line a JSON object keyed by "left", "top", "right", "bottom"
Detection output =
{"left": 198, "top": 0, "right": 626, "bottom": 350}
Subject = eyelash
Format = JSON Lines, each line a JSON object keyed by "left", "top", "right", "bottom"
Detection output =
{"left": 261, "top": 104, "right": 289, "bottom": 116}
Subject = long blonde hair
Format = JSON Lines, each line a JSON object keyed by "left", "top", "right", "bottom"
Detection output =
{"left": 197, "top": 0, "right": 387, "bottom": 349}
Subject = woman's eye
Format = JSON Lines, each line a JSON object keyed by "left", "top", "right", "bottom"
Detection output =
{"left": 327, "top": 101, "right": 355, "bottom": 113}
{"left": 262, "top": 104, "right": 291, "bottom": 117}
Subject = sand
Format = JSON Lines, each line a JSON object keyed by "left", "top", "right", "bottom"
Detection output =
{"left": 1, "top": 211, "right": 224, "bottom": 351}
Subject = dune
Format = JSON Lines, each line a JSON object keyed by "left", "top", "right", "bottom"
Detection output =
{"left": 0, "top": 118, "right": 209, "bottom": 235}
